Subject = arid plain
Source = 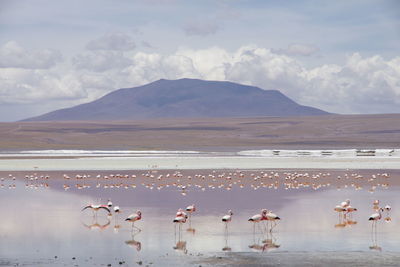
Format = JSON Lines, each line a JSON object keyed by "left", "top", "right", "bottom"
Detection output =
{"left": 1, "top": 114, "right": 399, "bottom": 151}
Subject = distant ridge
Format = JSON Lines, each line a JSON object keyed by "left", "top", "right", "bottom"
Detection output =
{"left": 23, "top": 78, "right": 329, "bottom": 121}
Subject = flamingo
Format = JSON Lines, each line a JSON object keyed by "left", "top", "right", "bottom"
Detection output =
{"left": 264, "top": 210, "right": 281, "bottom": 232}
{"left": 340, "top": 199, "right": 350, "bottom": 208}
{"left": 82, "top": 204, "right": 111, "bottom": 217}
{"left": 369, "top": 208, "right": 383, "bottom": 227}
{"left": 345, "top": 206, "right": 357, "bottom": 220}
{"left": 125, "top": 210, "right": 142, "bottom": 232}
{"left": 222, "top": 210, "right": 233, "bottom": 223}
{"left": 185, "top": 204, "right": 196, "bottom": 230}
{"left": 114, "top": 206, "right": 120, "bottom": 214}
{"left": 248, "top": 209, "right": 267, "bottom": 234}
{"left": 107, "top": 199, "right": 113, "bottom": 208}
{"left": 176, "top": 208, "right": 188, "bottom": 219}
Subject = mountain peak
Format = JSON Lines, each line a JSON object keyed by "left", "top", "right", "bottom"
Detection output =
{"left": 23, "top": 79, "right": 329, "bottom": 121}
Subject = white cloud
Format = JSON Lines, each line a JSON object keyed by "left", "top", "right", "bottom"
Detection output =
{"left": 72, "top": 51, "right": 132, "bottom": 72}
{"left": 86, "top": 33, "right": 136, "bottom": 51}
{"left": 1, "top": 44, "right": 400, "bottom": 115}
{"left": 119, "top": 46, "right": 400, "bottom": 114}
{"left": 0, "top": 41, "right": 62, "bottom": 69}
{"left": 0, "top": 68, "right": 86, "bottom": 104}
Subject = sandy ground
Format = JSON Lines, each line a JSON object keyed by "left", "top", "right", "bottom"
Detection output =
{"left": 192, "top": 252, "right": 400, "bottom": 266}
{"left": 0, "top": 114, "right": 400, "bottom": 150}
{"left": 1, "top": 252, "right": 400, "bottom": 266}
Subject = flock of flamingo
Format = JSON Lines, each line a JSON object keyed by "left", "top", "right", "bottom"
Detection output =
{"left": 81, "top": 201, "right": 281, "bottom": 235}
{"left": 0, "top": 170, "right": 392, "bottom": 194}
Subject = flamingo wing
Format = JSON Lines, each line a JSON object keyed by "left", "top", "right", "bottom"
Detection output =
{"left": 99, "top": 206, "right": 111, "bottom": 213}
{"left": 81, "top": 205, "right": 93, "bottom": 211}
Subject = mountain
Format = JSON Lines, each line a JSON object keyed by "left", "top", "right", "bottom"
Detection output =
{"left": 23, "top": 78, "right": 329, "bottom": 121}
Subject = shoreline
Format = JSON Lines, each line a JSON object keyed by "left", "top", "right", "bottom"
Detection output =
{"left": 1, "top": 155, "right": 400, "bottom": 171}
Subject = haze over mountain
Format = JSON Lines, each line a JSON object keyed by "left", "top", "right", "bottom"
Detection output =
{"left": 23, "top": 79, "right": 328, "bottom": 121}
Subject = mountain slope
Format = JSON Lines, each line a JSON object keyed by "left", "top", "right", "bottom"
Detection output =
{"left": 24, "top": 78, "right": 329, "bottom": 121}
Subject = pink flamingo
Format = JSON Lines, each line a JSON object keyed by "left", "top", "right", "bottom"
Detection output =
{"left": 125, "top": 210, "right": 142, "bottom": 231}
{"left": 249, "top": 209, "right": 267, "bottom": 234}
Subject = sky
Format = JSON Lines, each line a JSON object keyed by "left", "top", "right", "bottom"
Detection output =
{"left": 0, "top": 0, "right": 399, "bottom": 121}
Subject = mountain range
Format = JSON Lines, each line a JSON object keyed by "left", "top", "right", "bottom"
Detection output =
{"left": 24, "top": 78, "right": 328, "bottom": 121}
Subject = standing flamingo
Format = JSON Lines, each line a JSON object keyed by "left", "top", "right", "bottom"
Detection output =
{"left": 249, "top": 209, "right": 267, "bottom": 234}
{"left": 264, "top": 210, "right": 281, "bottom": 232}
{"left": 222, "top": 210, "right": 233, "bottom": 251}
{"left": 222, "top": 210, "right": 233, "bottom": 224}
{"left": 186, "top": 204, "right": 196, "bottom": 230}
{"left": 125, "top": 210, "right": 142, "bottom": 232}
{"left": 369, "top": 208, "right": 383, "bottom": 227}
{"left": 173, "top": 209, "right": 187, "bottom": 241}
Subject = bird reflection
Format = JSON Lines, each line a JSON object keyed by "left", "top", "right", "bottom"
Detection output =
{"left": 262, "top": 231, "right": 280, "bottom": 252}
{"left": 249, "top": 229, "right": 279, "bottom": 252}
{"left": 125, "top": 231, "right": 142, "bottom": 252}
{"left": 82, "top": 216, "right": 111, "bottom": 231}
{"left": 173, "top": 220, "right": 188, "bottom": 254}
{"left": 369, "top": 224, "right": 382, "bottom": 252}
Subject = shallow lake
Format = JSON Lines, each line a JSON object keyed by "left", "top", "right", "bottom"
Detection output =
{"left": 0, "top": 170, "right": 399, "bottom": 266}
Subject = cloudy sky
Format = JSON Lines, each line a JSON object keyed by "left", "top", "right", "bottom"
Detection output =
{"left": 0, "top": 0, "right": 399, "bottom": 121}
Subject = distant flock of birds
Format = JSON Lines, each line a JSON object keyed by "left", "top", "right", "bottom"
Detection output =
{"left": 0, "top": 171, "right": 391, "bottom": 194}
{"left": 334, "top": 198, "right": 392, "bottom": 226}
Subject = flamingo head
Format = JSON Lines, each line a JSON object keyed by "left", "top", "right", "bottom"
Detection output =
{"left": 137, "top": 210, "right": 142, "bottom": 215}
{"left": 228, "top": 210, "right": 233, "bottom": 215}
{"left": 261, "top": 209, "right": 268, "bottom": 215}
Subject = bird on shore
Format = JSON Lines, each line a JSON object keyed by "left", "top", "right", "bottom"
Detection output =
{"left": 125, "top": 210, "right": 142, "bottom": 232}
{"left": 82, "top": 204, "right": 111, "bottom": 217}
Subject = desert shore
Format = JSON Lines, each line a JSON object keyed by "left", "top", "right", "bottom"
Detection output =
{"left": 2, "top": 252, "right": 400, "bottom": 267}
{"left": 1, "top": 155, "right": 400, "bottom": 171}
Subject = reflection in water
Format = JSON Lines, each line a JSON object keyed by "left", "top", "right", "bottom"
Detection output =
{"left": 125, "top": 231, "right": 142, "bottom": 252}
{"left": 249, "top": 227, "right": 280, "bottom": 252}
{"left": 370, "top": 222, "right": 382, "bottom": 252}
{"left": 262, "top": 231, "right": 280, "bottom": 252}
{"left": 333, "top": 199, "right": 358, "bottom": 229}
{"left": 174, "top": 226, "right": 188, "bottom": 254}
{"left": 81, "top": 216, "right": 111, "bottom": 231}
